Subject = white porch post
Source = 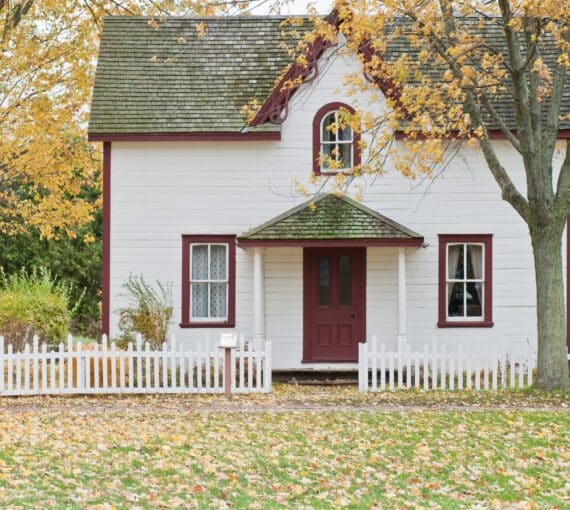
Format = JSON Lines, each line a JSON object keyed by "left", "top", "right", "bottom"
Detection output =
{"left": 397, "top": 247, "right": 408, "bottom": 350}
{"left": 253, "top": 247, "right": 266, "bottom": 342}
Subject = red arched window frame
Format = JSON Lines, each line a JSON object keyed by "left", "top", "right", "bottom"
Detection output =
{"left": 312, "top": 102, "right": 361, "bottom": 175}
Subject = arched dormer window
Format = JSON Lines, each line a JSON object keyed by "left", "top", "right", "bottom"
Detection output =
{"left": 312, "top": 102, "right": 361, "bottom": 175}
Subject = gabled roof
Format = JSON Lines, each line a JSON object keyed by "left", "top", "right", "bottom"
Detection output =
{"left": 237, "top": 194, "right": 423, "bottom": 246}
{"left": 88, "top": 16, "right": 313, "bottom": 136}
{"left": 89, "top": 15, "right": 570, "bottom": 138}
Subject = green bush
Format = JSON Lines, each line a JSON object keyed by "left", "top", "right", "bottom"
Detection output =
{"left": 118, "top": 274, "right": 173, "bottom": 349}
{"left": 0, "top": 218, "right": 101, "bottom": 337}
{"left": 0, "top": 268, "right": 80, "bottom": 350}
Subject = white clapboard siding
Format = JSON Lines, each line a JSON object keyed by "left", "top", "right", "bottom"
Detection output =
{"left": 359, "top": 335, "right": 537, "bottom": 392}
{"left": 0, "top": 334, "right": 271, "bottom": 397}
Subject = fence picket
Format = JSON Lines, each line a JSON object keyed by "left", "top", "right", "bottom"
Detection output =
{"left": 7, "top": 343, "right": 13, "bottom": 393}
{"left": 32, "top": 336, "right": 39, "bottom": 393}
{"left": 15, "top": 346, "right": 21, "bottom": 393}
{"left": 491, "top": 348, "right": 498, "bottom": 390}
{"left": 379, "top": 342, "right": 386, "bottom": 391}
{"left": 0, "top": 336, "right": 3, "bottom": 394}
{"left": 24, "top": 343, "right": 30, "bottom": 393}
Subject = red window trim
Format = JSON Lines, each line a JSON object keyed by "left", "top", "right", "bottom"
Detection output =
{"left": 312, "top": 102, "right": 361, "bottom": 176}
{"left": 180, "top": 235, "right": 236, "bottom": 328}
{"left": 438, "top": 234, "right": 494, "bottom": 328}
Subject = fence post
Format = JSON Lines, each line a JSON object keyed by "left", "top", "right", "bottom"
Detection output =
{"left": 223, "top": 347, "right": 232, "bottom": 399}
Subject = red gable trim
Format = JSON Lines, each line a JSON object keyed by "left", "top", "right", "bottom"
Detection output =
{"left": 251, "top": 11, "right": 340, "bottom": 126}
{"left": 250, "top": 10, "right": 407, "bottom": 127}
{"left": 88, "top": 132, "right": 281, "bottom": 142}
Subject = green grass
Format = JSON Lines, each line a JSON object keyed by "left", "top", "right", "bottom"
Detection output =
{"left": 0, "top": 386, "right": 568, "bottom": 508}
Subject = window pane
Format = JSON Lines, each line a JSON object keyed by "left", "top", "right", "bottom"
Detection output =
{"left": 339, "top": 255, "right": 351, "bottom": 305}
{"left": 210, "top": 245, "right": 227, "bottom": 280}
{"left": 321, "top": 142, "right": 334, "bottom": 170}
{"left": 447, "top": 282, "right": 465, "bottom": 317}
{"left": 321, "top": 112, "right": 337, "bottom": 142}
{"left": 467, "top": 244, "right": 483, "bottom": 280}
{"left": 191, "top": 283, "right": 208, "bottom": 318}
{"left": 447, "top": 244, "right": 464, "bottom": 280}
{"left": 210, "top": 283, "right": 227, "bottom": 318}
{"left": 466, "top": 282, "right": 483, "bottom": 316}
{"left": 192, "top": 245, "right": 208, "bottom": 280}
{"left": 337, "top": 122, "right": 352, "bottom": 142}
{"left": 337, "top": 142, "right": 352, "bottom": 169}
{"left": 319, "top": 256, "right": 330, "bottom": 305}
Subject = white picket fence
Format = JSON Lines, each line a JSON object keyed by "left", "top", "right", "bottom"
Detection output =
{"left": 359, "top": 336, "right": 536, "bottom": 392}
{"left": 0, "top": 334, "right": 271, "bottom": 396}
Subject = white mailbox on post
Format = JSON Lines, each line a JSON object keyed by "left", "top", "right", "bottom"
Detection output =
{"left": 219, "top": 333, "right": 238, "bottom": 399}
{"left": 219, "top": 333, "right": 238, "bottom": 349}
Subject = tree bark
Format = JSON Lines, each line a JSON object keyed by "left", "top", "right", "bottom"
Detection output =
{"left": 530, "top": 222, "right": 570, "bottom": 389}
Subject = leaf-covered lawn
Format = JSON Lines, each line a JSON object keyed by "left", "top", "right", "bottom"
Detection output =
{"left": 0, "top": 386, "right": 568, "bottom": 508}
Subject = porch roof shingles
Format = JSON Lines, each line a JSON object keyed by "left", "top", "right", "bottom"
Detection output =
{"left": 238, "top": 194, "right": 423, "bottom": 243}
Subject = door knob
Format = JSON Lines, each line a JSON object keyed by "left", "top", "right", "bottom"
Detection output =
{"left": 350, "top": 313, "right": 356, "bottom": 319}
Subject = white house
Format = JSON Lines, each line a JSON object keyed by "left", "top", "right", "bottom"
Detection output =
{"left": 88, "top": 15, "right": 569, "bottom": 371}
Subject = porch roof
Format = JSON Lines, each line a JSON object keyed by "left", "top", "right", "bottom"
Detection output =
{"left": 237, "top": 194, "right": 423, "bottom": 247}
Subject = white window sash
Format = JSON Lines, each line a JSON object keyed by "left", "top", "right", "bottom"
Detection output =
{"left": 445, "top": 242, "right": 485, "bottom": 321}
{"left": 190, "top": 243, "right": 229, "bottom": 321}
{"left": 320, "top": 110, "right": 354, "bottom": 172}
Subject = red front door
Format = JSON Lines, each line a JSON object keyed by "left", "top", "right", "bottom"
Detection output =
{"left": 303, "top": 248, "right": 366, "bottom": 362}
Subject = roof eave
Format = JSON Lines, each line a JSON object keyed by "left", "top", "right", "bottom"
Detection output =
{"left": 237, "top": 238, "right": 424, "bottom": 248}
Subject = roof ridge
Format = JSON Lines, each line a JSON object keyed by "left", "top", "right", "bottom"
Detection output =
{"left": 102, "top": 14, "right": 311, "bottom": 21}
{"left": 238, "top": 194, "right": 329, "bottom": 239}
{"left": 335, "top": 194, "right": 423, "bottom": 239}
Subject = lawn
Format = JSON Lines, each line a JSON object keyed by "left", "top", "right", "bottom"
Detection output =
{"left": 0, "top": 385, "right": 568, "bottom": 508}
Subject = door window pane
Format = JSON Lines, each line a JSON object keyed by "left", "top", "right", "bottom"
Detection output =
{"left": 339, "top": 255, "right": 351, "bottom": 305}
{"left": 319, "top": 256, "right": 330, "bottom": 305}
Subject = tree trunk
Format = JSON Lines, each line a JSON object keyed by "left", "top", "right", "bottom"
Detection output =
{"left": 530, "top": 223, "right": 570, "bottom": 389}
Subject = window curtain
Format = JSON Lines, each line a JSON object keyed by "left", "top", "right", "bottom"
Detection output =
{"left": 447, "top": 244, "right": 462, "bottom": 280}
{"left": 469, "top": 245, "right": 483, "bottom": 280}
{"left": 192, "top": 245, "right": 208, "bottom": 280}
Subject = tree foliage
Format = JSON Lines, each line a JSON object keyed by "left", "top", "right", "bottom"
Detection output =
{"left": 298, "top": 0, "right": 569, "bottom": 387}
{"left": 0, "top": 0, "right": 238, "bottom": 239}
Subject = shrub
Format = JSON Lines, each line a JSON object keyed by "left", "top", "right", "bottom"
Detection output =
{"left": 118, "top": 275, "right": 173, "bottom": 349}
{"left": 0, "top": 268, "right": 80, "bottom": 350}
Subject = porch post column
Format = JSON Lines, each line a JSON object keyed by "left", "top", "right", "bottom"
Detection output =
{"left": 253, "top": 247, "right": 266, "bottom": 342}
{"left": 398, "top": 247, "right": 408, "bottom": 349}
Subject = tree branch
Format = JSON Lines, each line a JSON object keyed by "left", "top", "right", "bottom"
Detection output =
{"left": 479, "top": 93, "right": 522, "bottom": 152}
{"left": 541, "top": 25, "right": 569, "bottom": 170}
